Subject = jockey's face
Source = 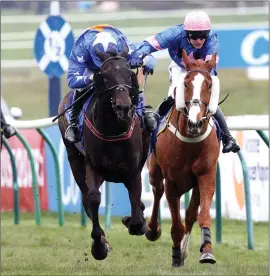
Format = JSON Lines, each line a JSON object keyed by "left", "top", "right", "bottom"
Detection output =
{"left": 187, "top": 30, "right": 209, "bottom": 49}
{"left": 190, "top": 38, "right": 205, "bottom": 49}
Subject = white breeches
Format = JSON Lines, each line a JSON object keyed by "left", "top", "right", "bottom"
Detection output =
{"left": 168, "top": 61, "right": 186, "bottom": 98}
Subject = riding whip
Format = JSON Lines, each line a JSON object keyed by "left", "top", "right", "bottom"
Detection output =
{"left": 52, "top": 84, "right": 94, "bottom": 122}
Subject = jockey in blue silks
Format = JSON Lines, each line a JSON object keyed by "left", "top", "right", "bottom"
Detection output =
{"left": 65, "top": 24, "right": 157, "bottom": 143}
{"left": 131, "top": 11, "right": 240, "bottom": 153}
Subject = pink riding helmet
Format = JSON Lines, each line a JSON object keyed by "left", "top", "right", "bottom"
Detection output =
{"left": 184, "top": 10, "right": 211, "bottom": 31}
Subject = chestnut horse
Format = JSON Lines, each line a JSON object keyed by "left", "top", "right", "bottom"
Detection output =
{"left": 145, "top": 50, "right": 220, "bottom": 267}
{"left": 58, "top": 45, "right": 149, "bottom": 261}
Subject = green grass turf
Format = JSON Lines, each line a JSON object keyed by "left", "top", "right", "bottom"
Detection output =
{"left": 1, "top": 212, "right": 268, "bottom": 275}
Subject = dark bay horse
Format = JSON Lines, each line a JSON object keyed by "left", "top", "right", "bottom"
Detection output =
{"left": 145, "top": 50, "right": 220, "bottom": 267}
{"left": 58, "top": 45, "right": 150, "bottom": 260}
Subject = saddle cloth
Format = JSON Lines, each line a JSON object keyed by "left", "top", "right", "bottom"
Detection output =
{"left": 64, "top": 92, "right": 93, "bottom": 152}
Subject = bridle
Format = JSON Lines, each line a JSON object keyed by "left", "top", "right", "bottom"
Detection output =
{"left": 181, "top": 69, "right": 212, "bottom": 125}
{"left": 84, "top": 55, "right": 138, "bottom": 141}
{"left": 99, "top": 56, "right": 133, "bottom": 94}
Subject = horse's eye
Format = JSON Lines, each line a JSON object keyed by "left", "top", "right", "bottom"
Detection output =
{"left": 209, "top": 84, "right": 212, "bottom": 89}
{"left": 184, "top": 82, "right": 187, "bottom": 88}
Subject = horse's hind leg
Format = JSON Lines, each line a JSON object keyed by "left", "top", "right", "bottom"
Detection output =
{"left": 84, "top": 163, "right": 110, "bottom": 261}
{"left": 181, "top": 186, "right": 200, "bottom": 261}
{"left": 145, "top": 153, "right": 164, "bottom": 242}
{"left": 197, "top": 170, "right": 217, "bottom": 264}
{"left": 165, "top": 180, "right": 185, "bottom": 267}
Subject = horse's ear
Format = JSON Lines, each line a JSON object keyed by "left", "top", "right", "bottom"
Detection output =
{"left": 119, "top": 43, "right": 129, "bottom": 58}
{"left": 94, "top": 46, "right": 110, "bottom": 62}
{"left": 205, "top": 53, "right": 217, "bottom": 72}
{"left": 182, "top": 49, "right": 190, "bottom": 69}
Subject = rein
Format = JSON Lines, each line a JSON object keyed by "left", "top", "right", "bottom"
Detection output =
{"left": 84, "top": 113, "right": 137, "bottom": 142}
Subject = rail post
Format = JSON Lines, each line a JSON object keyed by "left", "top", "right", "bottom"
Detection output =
{"left": 237, "top": 150, "right": 254, "bottom": 250}
{"left": 2, "top": 137, "right": 19, "bottom": 225}
{"left": 215, "top": 161, "right": 222, "bottom": 243}
{"left": 15, "top": 130, "right": 41, "bottom": 225}
{"left": 37, "top": 128, "right": 64, "bottom": 226}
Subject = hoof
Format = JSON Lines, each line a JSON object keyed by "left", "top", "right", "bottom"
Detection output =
{"left": 145, "top": 227, "right": 162, "bottom": 241}
{"left": 101, "top": 236, "right": 112, "bottom": 252}
{"left": 172, "top": 258, "right": 184, "bottom": 267}
{"left": 172, "top": 247, "right": 184, "bottom": 267}
{"left": 91, "top": 240, "right": 108, "bottom": 261}
{"left": 122, "top": 216, "right": 131, "bottom": 229}
{"left": 122, "top": 216, "right": 147, "bottom": 236}
{"left": 129, "top": 220, "right": 147, "bottom": 236}
{"left": 199, "top": 251, "right": 216, "bottom": 264}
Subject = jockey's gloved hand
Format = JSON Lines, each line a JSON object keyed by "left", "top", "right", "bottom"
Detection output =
{"left": 83, "top": 75, "right": 93, "bottom": 85}
{"left": 128, "top": 58, "right": 143, "bottom": 69}
{"left": 142, "top": 54, "right": 156, "bottom": 75}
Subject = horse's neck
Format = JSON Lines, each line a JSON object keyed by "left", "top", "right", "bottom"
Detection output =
{"left": 90, "top": 97, "right": 129, "bottom": 136}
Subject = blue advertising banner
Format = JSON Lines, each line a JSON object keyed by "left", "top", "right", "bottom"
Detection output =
{"left": 45, "top": 126, "right": 132, "bottom": 216}
{"left": 216, "top": 28, "right": 268, "bottom": 68}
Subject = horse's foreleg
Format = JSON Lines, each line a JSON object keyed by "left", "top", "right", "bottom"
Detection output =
{"left": 84, "top": 163, "right": 109, "bottom": 261}
{"left": 181, "top": 186, "right": 200, "bottom": 261}
{"left": 197, "top": 169, "right": 217, "bottom": 264}
{"left": 122, "top": 172, "right": 147, "bottom": 236}
{"left": 145, "top": 154, "right": 164, "bottom": 242}
{"left": 165, "top": 181, "right": 185, "bottom": 267}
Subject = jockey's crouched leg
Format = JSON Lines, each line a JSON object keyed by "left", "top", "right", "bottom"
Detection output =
{"left": 214, "top": 106, "right": 240, "bottom": 153}
{"left": 65, "top": 84, "right": 95, "bottom": 143}
{"left": 2, "top": 124, "right": 16, "bottom": 139}
{"left": 136, "top": 93, "right": 159, "bottom": 132}
{"left": 1, "top": 109, "right": 16, "bottom": 139}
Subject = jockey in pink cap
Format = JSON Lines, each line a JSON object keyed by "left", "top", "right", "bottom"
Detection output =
{"left": 131, "top": 10, "right": 240, "bottom": 154}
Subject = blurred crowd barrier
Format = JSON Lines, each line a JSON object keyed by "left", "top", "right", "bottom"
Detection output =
{"left": 1, "top": 1, "right": 268, "bottom": 14}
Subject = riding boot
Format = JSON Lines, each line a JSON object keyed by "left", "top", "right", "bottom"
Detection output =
{"left": 2, "top": 124, "right": 16, "bottom": 139}
{"left": 213, "top": 106, "right": 240, "bottom": 153}
{"left": 0, "top": 110, "right": 16, "bottom": 139}
{"left": 137, "top": 93, "right": 159, "bottom": 132}
{"left": 65, "top": 88, "right": 92, "bottom": 143}
{"left": 154, "top": 96, "right": 175, "bottom": 118}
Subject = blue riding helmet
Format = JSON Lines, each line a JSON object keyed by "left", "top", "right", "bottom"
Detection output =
{"left": 89, "top": 29, "right": 130, "bottom": 68}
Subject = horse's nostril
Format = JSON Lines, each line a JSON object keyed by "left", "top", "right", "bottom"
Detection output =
{"left": 197, "top": 121, "right": 203, "bottom": 128}
{"left": 123, "top": 106, "right": 130, "bottom": 114}
{"left": 188, "top": 120, "right": 196, "bottom": 128}
{"left": 116, "top": 105, "right": 122, "bottom": 110}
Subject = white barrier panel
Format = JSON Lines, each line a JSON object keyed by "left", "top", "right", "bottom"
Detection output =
{"left": 7, "top": 117, "right": 58, "bottom": 129}
{"left": 219, "top": 129, "right": 269, "bottom": 222}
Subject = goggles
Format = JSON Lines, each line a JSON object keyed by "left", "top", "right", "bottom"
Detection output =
{"left": 187, "top": 30, "right": 210, "bottom": 41}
